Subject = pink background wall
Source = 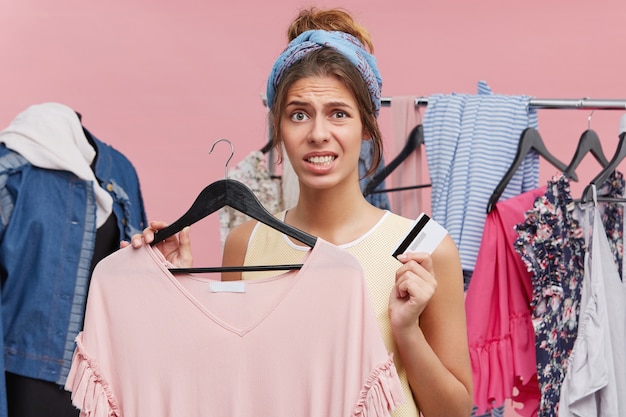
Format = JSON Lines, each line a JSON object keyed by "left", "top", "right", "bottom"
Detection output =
{"left": 2, "top": 0, "right": 625, "bottom": 268}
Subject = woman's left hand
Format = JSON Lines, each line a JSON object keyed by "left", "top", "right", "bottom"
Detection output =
{"left": 388, "top": 252, "right": 437, "bottom": 331}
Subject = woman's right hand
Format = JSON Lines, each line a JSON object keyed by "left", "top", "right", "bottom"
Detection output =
{"left": 120, "top": 220, "right": 193, "bottom": 268}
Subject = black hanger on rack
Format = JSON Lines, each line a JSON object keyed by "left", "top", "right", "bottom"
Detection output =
{"left": 260, "top": 138, "right": 273, "bottom": 154}
{"left": 151, "top": 139, "right": 317, "bottom": 273}
{"left": 260, "top": 117, "right": 275, "bottom": 154}
{"left": 579, "top": 116, "right": 626, "bottom": 203}
{"left": 577, "top": 182, "right": 626, "bottom": 205}
{"left": 563, "top": 112, "right": 610, "bottom": 179}
{"left": 362, "top": 124, "right": 429, "bottom": 196}
{"left": 564, "top": 130, "right": 610, "bottom": 178}
{"left": 486, "top": 127, "right": 574, "bottom": 213}
{"left": 260, "top": 125, "right": 282, "bottom": 179}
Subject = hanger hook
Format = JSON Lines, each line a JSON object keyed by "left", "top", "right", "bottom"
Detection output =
{"left": 588, "top": 110, "right": 595, "bottom": 130}
{"left": 590, "top": 183, "right": 598, "bottom": 207}
{"left": 209, "top": 138, "right": 235, "bottom": 178}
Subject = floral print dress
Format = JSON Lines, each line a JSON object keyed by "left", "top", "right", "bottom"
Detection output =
{"left": 514, "top": 171, "right": 624, "bottom": 417}
{"left": 514, "top": 174, "right": 584, "bottom": 417}
{"left": 218, "top": 150, "right": 282, "bottom": 246}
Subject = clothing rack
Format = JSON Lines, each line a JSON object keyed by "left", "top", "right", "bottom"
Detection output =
{"left": 383, "top": 97, "right": 626, "bottom": 110}
{"left": 262, "top": 95, "right": 626, "bottom": 110}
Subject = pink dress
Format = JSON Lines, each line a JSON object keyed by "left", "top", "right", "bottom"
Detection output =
{"left": 65, "top": 239, "right": 404, "bottom": 417}
{"left": 465, "top": 188, "right": 545, "bottom": 417}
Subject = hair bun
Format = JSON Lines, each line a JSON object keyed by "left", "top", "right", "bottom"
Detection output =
{"left": 287, "top": 7, "right": 374, "bottom": 53}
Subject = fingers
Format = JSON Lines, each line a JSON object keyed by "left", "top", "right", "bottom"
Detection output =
{"left": 120, "top": 241, "right": 130, "bottom": 249}
{"left": 396, "top": 252, "right": 434, "bottom": 280}
{"left": 179, "top": 226, "right": 191, "bottom": 246}
{"left": 393, "top": 251, "right": 437, "bottom": 310}
{"left": 389, "top": 252, "right": 439, "bottom": 331}
{"left": 177, "top": 226, "right": 193, "bottom": 266}
{"left": 130, "top": 221, "right": 170, "bottom": 248}
{"left": 149, "top": 220, "right": 170, "bottom": 230}
{"left": 131, "top": 234, "right": 145, "bottom": 248}
{"left": 143, "top": 220, "right": 169, "bottom": 244}
{"left": 394, "top": 272, "right": 424, "bottom": 299}
{"left": 397, "top": 251, "right": 433, "bottom": 271}
{"left": 394, "top": 268, "right": 436, "bottom": 300}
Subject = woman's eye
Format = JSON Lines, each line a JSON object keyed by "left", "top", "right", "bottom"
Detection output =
{"left": 334, "top": 111, "right": 347, "bottom": 119}
{"left": 291, "top": 112, "right": 308, "bottom": 121}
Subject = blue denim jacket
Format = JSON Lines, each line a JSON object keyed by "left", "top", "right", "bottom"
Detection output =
{"left": 359, "top": 140, "right": 390, "bottom": 210}
{"left": 0, "top": 131, "right": 147, "bottom": 397}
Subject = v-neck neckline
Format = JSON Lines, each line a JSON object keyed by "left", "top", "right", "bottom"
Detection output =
{"left": 144, "top": 242, "right": 318, "bottom": 337}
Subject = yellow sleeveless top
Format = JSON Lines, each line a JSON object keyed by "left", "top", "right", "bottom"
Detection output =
{"left": 243, "top": 211, "right": 419, "bottom": 417}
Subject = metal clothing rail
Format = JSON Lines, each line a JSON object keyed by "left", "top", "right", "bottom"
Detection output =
{"left": 383, "top": 97, "right": 626, "bottom": 110}
{"left": 263, "top": 94, "right": 626, "bottom": 110}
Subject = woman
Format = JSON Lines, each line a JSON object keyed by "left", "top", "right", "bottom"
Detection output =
{"left": 131, "top": 8, "right": 473, "bottom": 417}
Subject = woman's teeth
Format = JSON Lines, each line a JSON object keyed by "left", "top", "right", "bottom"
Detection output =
{"left": 307, "top": 155, "right": 335, "bottom": 165}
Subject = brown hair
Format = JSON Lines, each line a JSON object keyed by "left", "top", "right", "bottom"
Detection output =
{"left": 287, "top": 8, "right": 374, "bottom": 53}
{"left": 270, "top": 7, "right": 383, "bottom": 177}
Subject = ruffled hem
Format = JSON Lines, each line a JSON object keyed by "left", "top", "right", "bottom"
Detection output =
{"left": 352, "top": 354, "right": 405, "bottom": 417}
{"left": 64, "top": 334, "right": 120, "bottom": 417}
{"left": 469, "top": 315, "right": 539, "bottom": 417}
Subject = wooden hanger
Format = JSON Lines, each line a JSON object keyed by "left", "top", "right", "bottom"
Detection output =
{"left": 151, "top": 139, "right": 316, "bottom": 273}
{"left": 486, "top": 127, "right": 574, "bottom": 213}
{"left": 362, "top": 124, "right": 429, "bottom": 196}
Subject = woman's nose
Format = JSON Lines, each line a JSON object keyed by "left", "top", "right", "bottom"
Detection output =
{"left": 308, "top": 118, "right": 330, "bottom": 143}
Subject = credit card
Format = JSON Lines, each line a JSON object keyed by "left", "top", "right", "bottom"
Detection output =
{"left": 392, "top": 213, "right": 448, "bottom": 258}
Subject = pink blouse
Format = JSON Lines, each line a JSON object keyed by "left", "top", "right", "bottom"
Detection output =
{"left": 65, "top": 239, "right": 404, "bottom": 417}
{"left": 465, "top": 188, "right": 545, "bottom": 417}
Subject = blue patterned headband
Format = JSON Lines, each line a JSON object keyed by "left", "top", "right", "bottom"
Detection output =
{"left": 266, "top": 30, "right": 383, "bottom": 115}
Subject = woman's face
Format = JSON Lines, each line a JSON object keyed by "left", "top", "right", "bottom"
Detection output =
{"left": 280, "top": 75, "right": 366, "bottom": 192}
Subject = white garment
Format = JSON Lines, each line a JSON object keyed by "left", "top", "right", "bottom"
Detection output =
{"left": 0, "top": 102, "right": 112, "bottom": 227}
{"left": 559, "top": 206, "right": 626, "bottom": 417}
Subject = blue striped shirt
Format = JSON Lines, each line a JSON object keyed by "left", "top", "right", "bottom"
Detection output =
{"left": 423, "top": 81, "right": 539, "bottom": 271}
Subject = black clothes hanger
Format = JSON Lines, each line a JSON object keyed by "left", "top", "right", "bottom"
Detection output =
{"left": 564, "top": 112, "right": 610, "bottom": 179}
{"left": 576, "top": 182, "right": 626, "bottom": 205}
{"left": 563, "top": 129, "right": 610, "bottom": 178}
{"left": 366, "top": 183, "right": 432, "bottom": 194}
{"left": 579, "top": 128, "right": 626, "bottom": 203}
{"left": 151, "top": 179, "right": 317, "bottom": 248}
{"left": 151, "top": 139, "right": 317, "bottom": 273}
{"left": 486, "top": 127, "right": 574, "bottom": 213}
{"left": 260, "top": 121, "right": 275, "bottom": 154}
{"left": 260, "top": 138, "right": 273, "bottom": 154}
{"left": 260, "top": 125, "right": 282, "bottom": 179}
{"left": 363, "top": 124, "right": 427, "bottom": 196}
